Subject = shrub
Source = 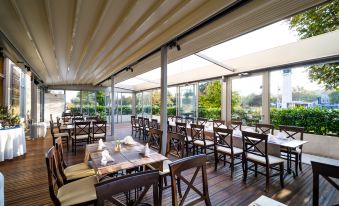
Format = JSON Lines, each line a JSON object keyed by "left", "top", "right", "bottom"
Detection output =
{"left": 198, "top": 107, "right": 221, "bottom": 119}
{"left": 270, "top": 107, "right": 339, "bottom": 135}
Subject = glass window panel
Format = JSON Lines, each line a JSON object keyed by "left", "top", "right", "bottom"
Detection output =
{"left": 232, "top": 75, "right": 262, "bottom": 126}
{"left": 179, "top": 84, "right": 197, "bottom": 118}
{"left": 198, "top": 80, "right": 221, "bottom": 119}
{"left": 136, "top": 93, "right": 142, "bottom": 116}
{"left": 65, "top": 90, "right": 80, "bottom": 113}
{"left": 167, "top": 87, "right": 177, "bottom": 116}
{"left": 143, "top": 91, "right": 152, "bottom": 118}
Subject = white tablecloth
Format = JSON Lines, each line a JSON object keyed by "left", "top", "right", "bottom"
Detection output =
{"left": 0, "top": 127, "right": 26, "bottom": 162}
{"left": 0, "top": 172, "right": 3, "bottom": 206}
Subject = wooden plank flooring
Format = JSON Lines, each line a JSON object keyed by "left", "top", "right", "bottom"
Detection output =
{"left": 0, "top": 123, "right": 338, "bottom": 206}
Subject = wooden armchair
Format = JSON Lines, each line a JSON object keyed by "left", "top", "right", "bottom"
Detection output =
{"left": 169, "top": 154, "right": 212, "bottom": 206}
{"left": 71, "top": 122, "right": 90, "bottom": 155}
{"left": 95, "top": 170, "right": 160, "bottom": 206}
{"left": 191, "top": 124, "right": 214, "bottom": 155}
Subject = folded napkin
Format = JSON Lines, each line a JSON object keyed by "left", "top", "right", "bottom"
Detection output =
{"left": 101, "top": 150, "right": 114, "bottom": 166}
{"left": 233, "top": 129, "right": 242, "bottom": 137}
{"left": 142, "top": 143, "right": 150, "bottom": 157}
{"left": 276, "top": 132, "right": 287, "bottom": 139}
{"left": 98, "top": 139, "right": 106, "bottom": 150}
{"left": 268, "top": 134, "right": 278, "bottom": 143}
{"left": 123, "top": 136, "right": 136, "bottom": 145}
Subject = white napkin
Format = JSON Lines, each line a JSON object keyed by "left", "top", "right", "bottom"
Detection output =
{"left": 101, "top": 150, "right": 114, "bottom": 166}
{"left": 276, "top": 132, "right": 287, "bottom": 139}
{"left": 123, "top": 136, "right": 136, "bottom": 145}
{"left": 268, "top": 134, "right": 278, "bottom": 143}
{"left": 233, "top": 129, "right": 242, "bottom": 137}
{"left": 143, "top": 143, "right": 150, "bottom": 157}
{"left": 98, "top": 139, "right": 106, "bottom": 150}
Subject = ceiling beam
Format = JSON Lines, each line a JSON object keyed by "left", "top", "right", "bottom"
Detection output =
{"left": 194, "top": 52, "right": 234, "bottom": 72}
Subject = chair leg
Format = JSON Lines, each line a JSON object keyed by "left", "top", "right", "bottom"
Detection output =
{"left": 177, "top": 178, "right": 182, "bottom": 198}
{"left": 231, "top": 157, "right": 234, "bottom": 178}
{"left": 224, "top": 155, "right": 226, "bottom": 166}
{"left": 280, "top": 163, "right": 284, "bottom": 188}
{"left": 295, "top": 154, "right": 299, "bottom": 176}
{"left": 159, "top": 176, "right": 163, "bottom": 206}
{"left": 299, "top": 153, "right": 303, "bottom": 172}
{"left": 243, "top": 160, "right": 248, "bottom": 182}
{"left": 265, "top": 166, "right": 270, "bottom": 192}
{"left": 254, "top": 163, "right": 258, "bottom": 177}
{"left": 214, "top": 153, "right": 218, "bottom": 171}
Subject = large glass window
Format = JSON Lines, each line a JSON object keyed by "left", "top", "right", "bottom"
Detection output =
{"left": 198, "top": 80, "right": 221, "bottom": 119}
{"left": 152, "top": 89, "right": 161, "bottom": 119}
{"left": 143, "top": 91, "right": 152, "bottom": 118}
{"left": 81, "top": 91, "right": 96, "bottom": 116}
{"left": 270, "top": 66, "right": 338, "bottom": 135}
{"left": 65, "top": 90, "right": 80, "bottom": 113}
{"left": 167, "top": 87, "right": 177, "bottom": 116}
{"left": 179, "top": 84, "right": 197, "bottom": 118}
{"left": 232, "top": 75, "right": 262, "bottom": 126}
{"left": 136, "top": 92, "right": 142, "bottom": 116}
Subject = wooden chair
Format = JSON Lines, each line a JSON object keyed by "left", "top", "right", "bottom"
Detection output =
{"left": 191, "top": 124, "right": 214, "bottom": 155}
{"left": 50, "top": 121, "right": 69, "bottom": 151}
{"left": 71, "top": 122, "right": 91, "bottom": 155}
{"left": 176, "top": 122, "right": 192, "bottom": 156}
{"left": 213, "top": 127, "right": 243, "bottom": 177}
{"left": 131, "top": 116, "right": 140, "bottom": 137}
{"left": 311, "top": 161, "right": 339, "bottom": 206}
{"left": 227, "top": 120, "right": 242, "bottom": 130}
{"left": 256, "top": 123, "right": 274, "bottom": 135}
{"left": 147, "top": 131, "right": 186, "bottom": 205}
{"left": 137, "top": 117, "right": 144, "bottom": 139}
{"left": 197, "top": 118, "right": 208, "bottom": 126}
{"left": 148, "top": 128, "right": 162, "bottom": 152}
{"left": 242, "top": 131, "right": 284, "bottom": 192}
{"left": 90, "top": 121, "right": 107, "bottom": 143}
{"left": 143, "top": 118, "right": 150, "bottom": 140}
{"left": 151, "top": 119, "right": 159, "bottom": 129}
{"left": 62, "top": 112, "right": 72, "bottom": 125}
{"left": 169, "top": 154, "right": 212, "bottom": 206}
{"left": 213, "top": 119, "right": 226, "bottom": 128}
{"left": 45, "top": 146, "right": 97, "bottom": 206}
{"left": 55, "top": 137, "right": 95, "bottom": 183}
{"left": 279, "top": 125, "right": 304, "bottom": 176}
{"left": 95, "top": 170, "right": 160, "bottom": 206}
{"left": 185, "top": 117, "right": 195, "bottom": 125}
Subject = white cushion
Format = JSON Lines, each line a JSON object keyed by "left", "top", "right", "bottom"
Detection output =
{"left": 216, "top": 146, "right": 243, "bottom": 155}
{"left": 71, "top": 134, "right": 89, "bottom": 140}
{"left": 193, "top": 140, "right": 214, "bottom": 147}
{"left": 64, "top": 163, "right": 90, "bottom": 173}
{"left": 65, "top": 169, "right": 96, "bottom": 181}
{"left": 54, "top": 133, "right": 69, "bottom": 137}
{"left": 246, "top": 153, "right": 284, "bottom": 165}
{"left": 90, "top": 133, "right": 105, "bottom": 138}
{"left": 57, "top": 175, "right": 97, "bottom": 206}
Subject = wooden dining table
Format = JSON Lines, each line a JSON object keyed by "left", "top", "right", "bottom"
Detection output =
{"left": 85, "top": 141, "right": 168, "bottom": 180}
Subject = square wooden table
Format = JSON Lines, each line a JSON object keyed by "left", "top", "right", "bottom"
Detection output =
{"left": 85, "top": 141, "right": 168, "bottom": 179}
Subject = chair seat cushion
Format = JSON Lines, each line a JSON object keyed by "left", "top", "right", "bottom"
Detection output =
{"left": 64, "top": 163, "right": 90, "bottom": 173}
{"left": 65, "top": 168, "right": 96, "bottom": 181}
{"left": 193, "top": 140, "right": 214, "bottom": 147}
{"left": 146, "top": 159, "right": 172, "bottom": 175}
{"left": 57, "top": 175, "right": 97, "bottom": 206}
{"left": 54, "top": 133, "right": 69, "bottom": 137}
{"left": 246, "top": 153, "right": 284, "bottom": 165}
{"left": 90, "top": 133, "right": 106, "bottom": 138}
{"left": 216, "top": 146, "right": 243, "bottom": 155}
{"left": 71, "top": 134, "right": 89, "bottom": 139}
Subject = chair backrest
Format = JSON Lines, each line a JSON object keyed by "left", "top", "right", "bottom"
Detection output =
{"left": 49, "top": 121, "right": 56, "bottom": 143}
{"left": 213, "top": 127, "right": 234, "bottom": 153}
{"left": 131, "top": 115, "right": 136, "bottom": 125}
{"left": 50, "top": 114, "right": 53, "bottom": 122}
{"left": 168, "top": 116, "right": 175, "bottom": 122}
{"left": 279, "top": 125, "right": 304, "bottom": 141}
{"left": 95, "top": 170, "right": 159, "bottom": 206}
{"left": 197, "top": 118, "right": 208, "bottom": 126}
{"left": 93, "top": 121, "right": 107, "bottom": 136}
{"left": 151, "top": 119, "right": 159, "bottom": 129}
{"left": 167, "top": 132, "right": 185, "bottom": 158}
{"left": 169, "top": 154, "right": 211, "bottom": 206}
{"left": 45, "top": 146, "right": 63, "bottom": 205}
{"left": 311, "top": 161, "right": 339, "bottom": 206}
{"left": 227, "top": 120, "right": 242, "bottom": 130}
{"left": 74, "top": 122, "right": 90, "bottom": 136}
{"left": 73, "top": 113, "right": 83, "bottom": 118}
{"left": 138, "top": 117, "right": 144, "bottom": 127}
{"left": 191, "top": 123, "right": 205, "bottom": 142}
{"left": 144, "top": 118, "right": 150, "bottom": 129}
{"left": 148, "top": 128, "right": 163, "bottom": 153}
{"left": 256, "top": 123, "right": 274, "bottom": 135}
{"left": 62, "top": 112, "right": 72, "bottom": 123}
{"left": 72, "top": 117, "right": 84, "bottom": 123}
{"left": 213, "top": 119, "right": 226, "bottom": 128}
{"left": 242, "top": 131, "right": 269, "bottom": 164}
{"left": 175, "top": 122, "right": 187, "bottom": 136}
{"left": 55, "top": 137, "right": 68, "bottom": 183}
{"left": 185, "top": 117, "right": 195, "bottom": 125}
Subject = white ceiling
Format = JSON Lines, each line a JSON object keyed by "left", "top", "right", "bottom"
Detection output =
{"left": 0, "top": 0, "right": 326, "bottom": 86}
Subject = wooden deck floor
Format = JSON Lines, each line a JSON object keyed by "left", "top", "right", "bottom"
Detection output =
{"left": 0, "top": 123, "right": 338, "bottom": 206}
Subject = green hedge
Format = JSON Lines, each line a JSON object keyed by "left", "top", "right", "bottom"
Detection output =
{"left": 270, "top": 107, "right": 339, "bottom": 135}
{"left": 198, "top": 107, "right": 221, "bottom": 119}
{"left": 152, "top": 105, "right": 176, "bottom": 116}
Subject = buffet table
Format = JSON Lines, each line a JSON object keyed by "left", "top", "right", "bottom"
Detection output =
{"left": 0, "top": 127, "right": 26, "bottom": 162}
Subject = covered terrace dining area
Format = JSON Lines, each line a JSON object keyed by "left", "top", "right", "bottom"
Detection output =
{"left": 0, "top": 0, "right": 338, "bottom": 205}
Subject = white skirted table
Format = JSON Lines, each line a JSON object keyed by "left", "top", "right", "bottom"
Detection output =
{"left": 0, "top": 127, "right": 26, "bottom": 162}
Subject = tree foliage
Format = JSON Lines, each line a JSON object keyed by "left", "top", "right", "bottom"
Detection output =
{"left": 289, "top": 0, "right": 339, "bottom": 90}
{"left": 199, "top": 80, "right": 221, "bottom": 108}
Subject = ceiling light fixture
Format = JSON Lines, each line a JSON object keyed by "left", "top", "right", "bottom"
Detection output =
{"left": 67, "top": 67, "right": 70, "bottom": 72}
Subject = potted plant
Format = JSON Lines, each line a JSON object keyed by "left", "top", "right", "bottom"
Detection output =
{"left": 0, "top": 106, "right": 20, "bottom": 129}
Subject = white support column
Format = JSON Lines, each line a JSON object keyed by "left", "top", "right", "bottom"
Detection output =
{"left": 221, "top": 77, "right": 227, "bottom": 121}
{"left": 195, "top": 83, "right": 199, "bottom": 120}
{"left": 262, "top": 71, "right": 270, "bottom": 123}
{"left": 40, "top": 87, "right": 45, "bottom": 122}
{"left": 80, "top": 91, "right": 83, "bottom": 114}
{"left": 160, "top": 46, "right": 168, "bottom": 155}
{"left": 30, "top": 77, "right": 38, "bottom": 138}
{"left": 111, "top": 76, "right": 115, "bottom": 139}
{"left": 131, "top": 92, "right": 136, "bottom": 116}
{"left": 226, "top": 77, "right": 232, "bottom": 123}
